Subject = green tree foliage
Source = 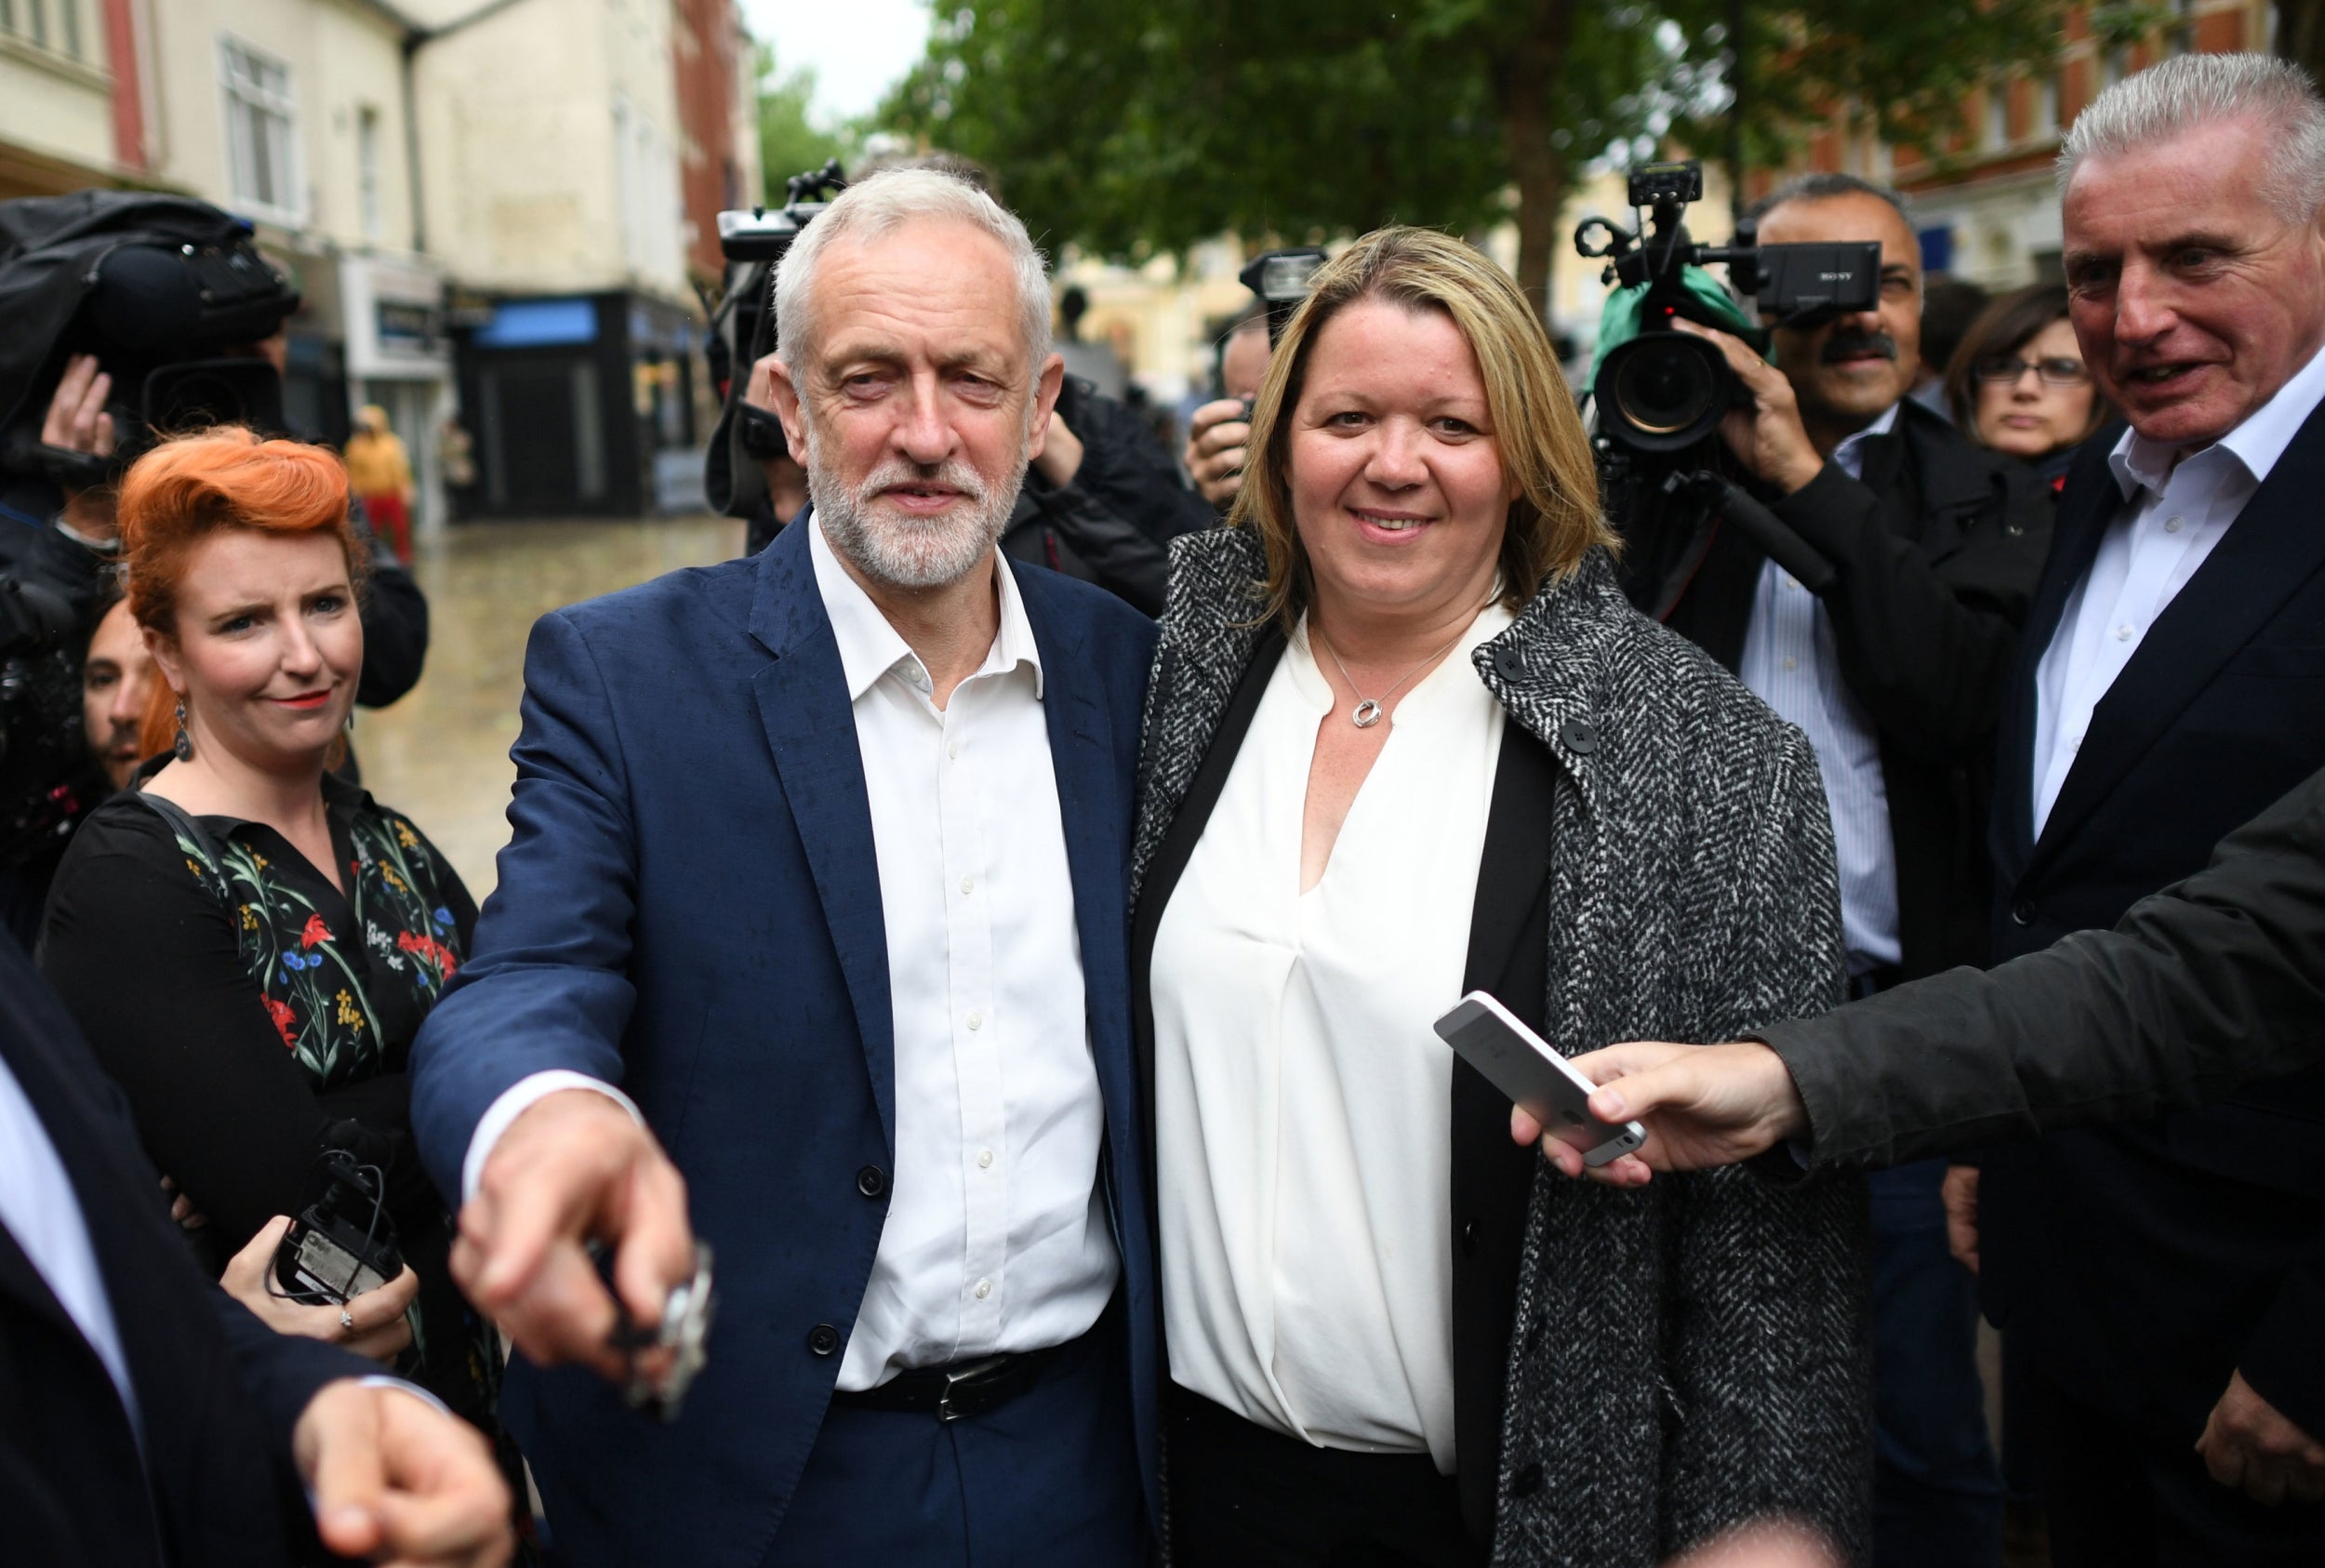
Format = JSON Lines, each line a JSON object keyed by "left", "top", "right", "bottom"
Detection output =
{"left": 758, "top": 43, "right": 852, "bottom": 193}
{"left": 882, "top": 0, "right": 2066, "bottom": 318}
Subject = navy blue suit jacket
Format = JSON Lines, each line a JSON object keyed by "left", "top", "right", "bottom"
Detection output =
{"left": 409, "top": 517, "right": 1162, "bottom": 1567}
{"left": 0, "top": 937, "right": 366, "bottom": 1567}
{"left": 1984, "top": 412, "right": 2325, "bottom": 1446}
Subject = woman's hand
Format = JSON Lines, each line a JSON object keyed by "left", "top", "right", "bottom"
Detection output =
{"left": 221, "top": 1216, "right": 418, "bottom": 1362}
{"left": 1941, "top": 1165, "right": 1980, "bottom": 1274}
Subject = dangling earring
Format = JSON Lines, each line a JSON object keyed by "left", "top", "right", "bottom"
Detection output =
{"left": 344, "top": 707, "right": 356, "bottom": 737}
{"left": 173, "top": 698, "right": 192, "bottom": 763}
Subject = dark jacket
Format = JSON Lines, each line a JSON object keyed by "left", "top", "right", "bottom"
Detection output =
{"left": 409, "top": 515, "right": 1165, "bottom": 1566}
{"left": 1624, "top": 399, "right": 2054, "bottom": 978}
{"left": 1981, "top": 404, "right": 2325, "bottom": 1450}
{"left": 0, "top": 935, "right": 369, "bottom": 1567}
{"left": 1132, "top": 528, "right": 1872, "bottom": 1566}
{"left": 1761, "top": 760, "right": 2325, "bottom": 1184}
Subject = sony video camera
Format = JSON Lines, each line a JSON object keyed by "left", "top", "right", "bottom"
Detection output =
{"left": 1577, "top": 160, "right": 1880, "bottom": 457}
{"left": 701, "top": 160, "right": 848, "bottom": 521}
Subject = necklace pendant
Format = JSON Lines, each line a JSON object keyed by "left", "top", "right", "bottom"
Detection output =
{"left": 1350, "top": 698, "right": 1385, "bottom": 728}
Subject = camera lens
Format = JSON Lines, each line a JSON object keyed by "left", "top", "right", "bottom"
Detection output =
{"left": 1596, "top": 335, "right": 1731, "bottom": 453}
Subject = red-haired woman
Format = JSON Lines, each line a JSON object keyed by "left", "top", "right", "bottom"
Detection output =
{"left": 38, "top": 428, "right": 498, "bottom": 1442}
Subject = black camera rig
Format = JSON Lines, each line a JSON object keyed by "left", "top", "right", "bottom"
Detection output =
{"left": 1576, "top": 159, "right": 1881, "bottom": 456}
{"left": 700, "top": 160, "right": 848, "bottom": 520}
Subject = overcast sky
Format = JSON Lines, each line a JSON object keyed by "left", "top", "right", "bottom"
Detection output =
{"left": 739, "top": 0, "right": 933, "bottom": 125}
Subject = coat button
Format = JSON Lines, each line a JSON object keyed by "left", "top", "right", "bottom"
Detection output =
{"left": 856, "top": 1164, "right": 887, "bottom": 1198}
{"left": 808, "top": 1323, "right": 841, "bottom": 1357}
{"left": 1560, "top": 719, "right": 1599, "bottom": 754}
{"left": 1493, "top": 647, "right": 1527, "bottom": 682}
{"left": 2010, "top": 897, "right": 2036, "bottom": 927}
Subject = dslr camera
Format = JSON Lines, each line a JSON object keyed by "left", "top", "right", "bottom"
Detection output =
{"left": 701, "top": 160, "right": 847, "bottom": 521}
{"left": 1578, "top": 160, "right": 1880, "bottom": 456}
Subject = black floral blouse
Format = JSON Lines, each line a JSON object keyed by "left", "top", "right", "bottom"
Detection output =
{"left": 39, "top": 765, "right": 495, "bottom": 1431}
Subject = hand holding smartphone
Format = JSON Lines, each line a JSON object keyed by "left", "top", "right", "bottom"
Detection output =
{"left": 1434, "top": 991, "right": 1648, "bottom": 1168}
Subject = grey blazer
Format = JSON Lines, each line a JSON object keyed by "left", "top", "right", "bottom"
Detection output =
{"left": 1131, "top": 527, "right": 1874, "bottom": 1567}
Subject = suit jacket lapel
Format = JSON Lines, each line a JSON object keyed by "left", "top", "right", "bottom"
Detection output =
{"left": 1994, "top": 435, "right": 2120, "bottom": 878}
{"left": 746, "top": 516, "right": 897, "bottom": 1149}
{"left": 1012, "top": 564, "right": 1141, "bottom": 1186}
{"left": 2035, "top": 401, "right": 2325, "bottom": 867}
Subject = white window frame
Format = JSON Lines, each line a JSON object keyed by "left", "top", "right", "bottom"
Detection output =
{"left": 1984, "top": 81, "right": 2012, "bottom": 153}
{"left": 2035, "top": 73, "right": 2061, "bottom": 139}
{"left": 217, "top": 33, "right": 306, "bottom": 225}
{"left": 357, "top": 104, "right": 384, "bottom": 241}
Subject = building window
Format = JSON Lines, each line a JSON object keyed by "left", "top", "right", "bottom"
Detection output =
{"left": 1, "top": 0, "right": 84, "bottom": 56}
{"left": 2036, "top": 73, "right": 2061, "bottom": 138}
{"left": 219, "top": 37, "right": 301, "bottom": 219}
{"left": 2103, "top": 43, "right": 2131, "bottom": 90}
{"left": 1985, "top": 82, "right": 2011, "bottom": 152}
{"left": 358, "top": 106, "right": 383, "bottom": 240}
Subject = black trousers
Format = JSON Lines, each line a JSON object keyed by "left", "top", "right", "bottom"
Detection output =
{"left": 2034, "top": 1375, "right": 2325, "bottom": 1568}
{"left": 1166, "top": 1385, "right": 1484, "bottom": 1568}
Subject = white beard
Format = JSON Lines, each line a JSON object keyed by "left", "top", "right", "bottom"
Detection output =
{"left": 804, "top": 418, "right": 1026, "bottom": 591}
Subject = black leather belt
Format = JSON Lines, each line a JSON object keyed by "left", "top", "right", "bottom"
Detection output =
{"left": 829, "top": 1340, "right": 1071, "bottom": 1424}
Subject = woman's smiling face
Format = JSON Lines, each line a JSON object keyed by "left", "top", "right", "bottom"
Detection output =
{"left": 153, "top": 528, "right": 363, "bottom": 772}
{"left": 1286, "top": 297, "right": 1514, "bottom": 628}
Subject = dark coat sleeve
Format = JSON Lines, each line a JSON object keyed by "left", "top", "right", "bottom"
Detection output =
{"left": 355, "top": 521, "right": 430, "bottom": 708}
{"left": 1762, "top": 761, "right": 2325, "bottom": 1171}
{"left": 1024, "top": 478, "right": 1171, "bottom": 617}
{"left": 1766, "top": 442, "right": 2051, "bottom": 760}
{"left": 1057, "top": 379, "right": 1216, "bottom": 546}
{"left": 1658, "top": 724, "right": 1874, "bottom": 1563}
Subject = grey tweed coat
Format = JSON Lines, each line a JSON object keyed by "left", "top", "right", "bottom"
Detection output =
{"left": 1131, "top": 527, "right": 1875, "bottom": 1567}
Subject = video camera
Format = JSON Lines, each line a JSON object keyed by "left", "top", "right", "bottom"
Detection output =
{"left": 1576, "top": 160, "right": 1880, "bottom": 456}
{"left": 701, "top": 160, "right": 848, "bottom": 520}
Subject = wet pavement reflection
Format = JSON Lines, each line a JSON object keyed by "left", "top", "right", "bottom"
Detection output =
{"left": 359, "top": 516, "right": 744, "bottom": 902}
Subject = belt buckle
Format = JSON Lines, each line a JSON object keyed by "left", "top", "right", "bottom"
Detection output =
{"left": 936, "top": 1355, "right": 1011, "bottom": 1424}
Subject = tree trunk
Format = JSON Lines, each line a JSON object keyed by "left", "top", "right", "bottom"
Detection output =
{"left": 1492, "top": 0, "right": 1578, "bottom": 326}
{"left": 2278, "top": 0, "right": 2325, "bottom": 86}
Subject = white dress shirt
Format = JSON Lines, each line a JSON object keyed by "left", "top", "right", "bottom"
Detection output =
{"left": 1152, "top": 605, "right": 1512, "bottom": 1473}
{"left": 467, "top": 523, "right": 1118, "bottom": 1389}
{"left": 809, "top": 521, "right": 1116, "bottom": 1389}
{"left": 1740, "top": 402, "right": 1901, "bottom": 970}
{"left": 2032, "top": 342, "right": 2325, "bottom": 839}
{"left": 0, "top": 1050, "right": 140, "bottom": 1434}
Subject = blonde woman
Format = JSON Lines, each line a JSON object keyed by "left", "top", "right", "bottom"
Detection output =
{"left": 1132, "top": 228, "right": 1872, "bottom": 1565}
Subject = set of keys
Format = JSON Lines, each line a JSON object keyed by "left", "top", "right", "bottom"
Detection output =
{"left": 601, "top": 1242, "right": 718, "bottom": 1423}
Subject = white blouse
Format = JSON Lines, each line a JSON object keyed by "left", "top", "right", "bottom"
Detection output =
{"left": 1152, "top": 603, "right": 1512, "bottom": 1473}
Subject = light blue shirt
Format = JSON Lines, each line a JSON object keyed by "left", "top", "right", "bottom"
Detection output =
{"left": 1739, "top": 403, "right": 1902, "bottom": 972}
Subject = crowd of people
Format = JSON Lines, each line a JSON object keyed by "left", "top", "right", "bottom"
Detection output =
{"left": 1, "top": 45, "right": 2322, "bottom": 1568}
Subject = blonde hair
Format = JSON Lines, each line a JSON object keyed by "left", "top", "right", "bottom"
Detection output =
{"left": 1228, "top": 226, "right": 1614, "bottom": 628}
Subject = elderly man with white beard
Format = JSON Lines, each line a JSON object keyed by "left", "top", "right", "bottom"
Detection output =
{"left": 408, "top": 169, "right": 1162, "bottom": 1565}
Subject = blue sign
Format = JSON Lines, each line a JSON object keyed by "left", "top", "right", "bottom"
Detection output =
{"left": 1918, "top": 225, "right": 1955, "bottom": 276}
{"left": 475, "top": 298, "right": 598, "bottom": 348}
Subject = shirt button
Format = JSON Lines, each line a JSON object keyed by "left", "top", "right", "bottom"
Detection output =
{"left": 974, "top": 1279, "right": 992, "bottom": 1300}
{"left": 966, "top": 1010, "right": 983, "bottom": 1031}
{"left": 2164, "top": 514, "right": 2184, "bottom": 533}
{"left": 1781, "top": 575, "right": 1800, "bottom": 591}
{"left": 948, "top": 740, "right": 959, "bottom": 759}
{"left": 1782, "top": 657, "right": 1799, "bottom": 671}
{"left": 960, "top": 874, "right": 975, "bottom": 896}
{"left": 2115, "top": 624, "right": 2135, "bottom": 642}
{"left": 977, "top": 1148, "right": 995, "bottom": 1169}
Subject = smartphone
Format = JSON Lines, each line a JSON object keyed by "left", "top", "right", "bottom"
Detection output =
{"left": 1433, "top": 991, "right": 1647, "bottom": 1168}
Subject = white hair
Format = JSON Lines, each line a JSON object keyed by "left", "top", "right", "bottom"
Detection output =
{"left": 2058, "top": 52, "right": 2325, "bottom": 224}
{"left": 772, "top": 166, "right": 1053, "bottom": 379}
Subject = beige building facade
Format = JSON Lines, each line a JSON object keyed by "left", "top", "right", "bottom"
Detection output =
{"left": 0, "top": 0, "right": 130, "bottom": 197}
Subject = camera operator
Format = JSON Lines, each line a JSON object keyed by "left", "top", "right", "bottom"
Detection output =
{"left": 1615, "top": 171, "right": 2052, "bottom": 1568}
{"left": 1182, "top": 306, "right": 1271, "bottom": 509}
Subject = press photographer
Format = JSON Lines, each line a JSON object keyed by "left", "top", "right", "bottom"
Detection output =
{"left": 1582, "top": 165, "right": 2052, "bottom": 1568}
{"left": 0, "top": 191, "right": 430, "bottom": 946}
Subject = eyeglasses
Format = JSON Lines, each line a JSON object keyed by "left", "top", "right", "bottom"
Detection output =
{"left": 1972, "top": 353, "right": 2091, "bottom": 387}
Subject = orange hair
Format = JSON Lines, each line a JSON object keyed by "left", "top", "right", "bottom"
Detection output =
{"left": 118, "top": 427, "right": 368, "bottom": 762}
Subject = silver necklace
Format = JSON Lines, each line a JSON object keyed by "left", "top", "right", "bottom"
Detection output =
{"left": 1311, "top": 620, "right": 1472, "bottom": 729}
